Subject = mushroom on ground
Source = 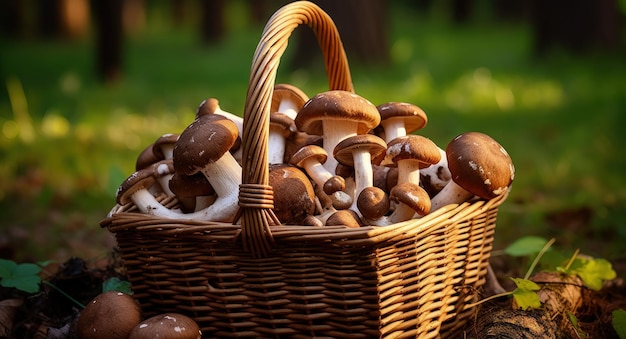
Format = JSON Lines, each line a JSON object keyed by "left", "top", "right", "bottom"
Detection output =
{"left": 333, "top": 134, "right": 387, "bottom": 215}
{"left": 429, "top": 131, "right": 514, "bottom": 212}
{"left": 128, "top": 313, "right": 201, "bottom": 339}
{"left": 268, "top": 164, "right": 316, "bottom": 225}
{"left": 172, "top": 114, "right": 242, "bottom": 222}
{"left": 76, "top": 291, "right": 141, "bottom": 339}
{"left": 295, "top": 90, "right": 381, "bottom": 174}
{"left": 380, "top": 135, "right": 441, "bottom": 186}
{"left": 271, "top": 83, "right": 309, "bottom": 120}
{"left": 376, "top": 101, "right": 428, "bottom": 143}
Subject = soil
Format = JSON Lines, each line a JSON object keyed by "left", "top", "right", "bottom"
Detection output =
{"left": 1, "top": 250, "right": 625, "bottom": 339}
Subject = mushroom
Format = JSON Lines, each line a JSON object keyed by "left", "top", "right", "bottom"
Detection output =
{"left": 135, "top": 142, "right": 160, "bottom": 171}
{"left": 356, "top": 186, "right": 390, "bottom": 223}
{"left": 172, "top": 114, "right": 242, "bottom": 222}
{"left": 116, "top": 165, "right": 184, "bottom": 218}
{"left": 271, "top": 83, "right": 309, "bottom": 120}
{"left": 128, "top": 313, "right": 201, "bottom": 339}
{"left": 380, "top": 135, "right": 441, "bottom": 186}
{"left": 168, "top": 172, "right": 216, "bottom": 213}
{"left": 196, "top": 98, "right": 244, "bottom": 163}
{"left": 333, "top": 134, "right": 387, "bottom": 215}
{"left": 376, "top": 102, "right": 428, "bottom": 143}
{"left": 268, "top": 164, "right": 316, "bottom": 225}
{"left": 268, "top": 112, "right": 297, "bottom": 164}
{"left": 387, "top": 182, "right": 431, "bottom": 223}
{"left": 325, "top": 209, "right": 363, "bottom": 228}
{"left": 419, "top": 145, "right": 452, "bottom": 196}
{"left": 295, "top": 90, "right": 381, "bottom": 174}
{"left": 151, "top": 158, "right": 176, "bottom": 197}
{"left": 429, "top": 132, "right": 515, "bottom": 212}
{"left": 152, "top": 133, "right": 179, "bottom": 161}
{"left": 76, "top": 291, "right": 141, "bottom": 339}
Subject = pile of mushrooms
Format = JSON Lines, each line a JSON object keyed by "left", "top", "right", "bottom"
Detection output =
{"left": 113, "top": 85, "right": 514, "bottom": 227}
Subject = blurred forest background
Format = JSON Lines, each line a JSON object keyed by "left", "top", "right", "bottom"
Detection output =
{"left": 0, "top": 0, "right": 625, "bottom": 276}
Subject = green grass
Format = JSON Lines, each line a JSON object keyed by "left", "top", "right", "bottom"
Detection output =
{"left": 1, "top": 2, "right": 625, "bottom": 267}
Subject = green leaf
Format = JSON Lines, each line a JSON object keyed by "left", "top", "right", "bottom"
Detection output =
{"left": 565, "top": 257, "right": 616, "bottom": 291}
{"left": 613, "top": 309, "right": 626, "bottom": 339}
{"left": 567, "top": 311, "right": 587, "bottom": 338}
{"left": 504, "top": 236, "right": 550, "bottom": 257}
{"left": 0, "top": 262, "right": 42, "bottom": 294}
{"left": 102, "top": 277, "right": 133, "bottom": 295}
{"left": 510, "top": 277, "right": 541, "bottom": 310}
{"left": 0, "top": 259, "right": 17, "bottom": 278}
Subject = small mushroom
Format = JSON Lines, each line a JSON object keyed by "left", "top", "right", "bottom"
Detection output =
{"left": 196, "top": 98, "right": 244, "bottom": 163}
{"left": 333, "top": 134, "right": 387, "bottom": 215}
{"left": 168, "top": 172, "right": 216, "bottom": 213}
{"left": 271, "top": 83, "right": 309, "bottom": 120}
{"left": 430, "top": 132, "right": 515, "bottom": 212}
{"left": 116, "top": 166, "right": 184, "bottom": 218}
{"left": 380, "top": 135, "right": 441, "bottom": 186}
{"left": 268, "top": 164, "right": 316, "bottom": 225}
{"left": 135, "top": 142, "right": 160, "bottom": 171}
{"left": 376, "top": 102, "right": 428, "bottom": 143}
{"left": 152, "top": 133, "right": 179, "bottom": 160}
{"left": 387, "top": 182, "right": 431, "bottom": 223}
{"left": 295, "top": 90, "right": 381, "bottom": 174}
{"left": 357, "top": 186, "right": 390, "bottom": 223}
{"left": 128, "top": 313, "right": 201, "bottom": 339}
{"left": 76, "top": 291, "right": 141, "bottom": 339}
{"left": 172, "top": 114, "right": 242, "bottom": 222}
{"left": 325, "top": 209, "right": 363, "bottom": 228}
{"left": 151, "top": 158, "right": 176, "bottom": 197}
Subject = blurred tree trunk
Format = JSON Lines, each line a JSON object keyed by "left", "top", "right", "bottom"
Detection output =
{"left": 200, "top": 0, "right": 225, "bottom": 44}
{"left": 59, "top": 0, "right": 90, "bottom": 39}
{"left": 171, "top": 0, "right": 188, "bottom": 27}
{"left": 123, "top": 0, "right": 145, "bottom": 35}
{"left": 92, "top": 0, "right": 124, "bottom": 84}
{"left": 452, "top": 0, "right": 473, "bottom": 24}
{"left": 531, "top": 0, "right": 623, "bottom": 55}
{"left": 249, "top": 0, "right": 271, "bottom": 25}
{"left": 38, "top": 0, "right": 62, "bottom": 38}
{"left": 290, "top": 0, "right": 390, "bottom": 69}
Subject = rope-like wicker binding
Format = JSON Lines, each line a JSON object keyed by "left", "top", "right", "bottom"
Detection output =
{"left": 101, "top": 1, "right": 510, "bottom": 337}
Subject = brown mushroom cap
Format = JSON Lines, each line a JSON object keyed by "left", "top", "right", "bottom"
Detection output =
{"left": 268, "top": 164, "right": 316, "bottom": 225}
{"left": 76, "top": 291, "right": 141, "bottom": 339}
{"left": 382, "top": 135, "right": 441, "bottom": 169}
{"left": 333, "top": 134, "right": 388, "bottom": 167}
{"left": 128, "top": 313, "right": 201, "bottom": 339}
{"left": 446, "top": 132, "right": 515, "bottom": 199}
{"left": 325, "top": 209, "right": 363, "bottom": 228}
{"left": 195, "top": 97, "right": 221, "bottom": 118}
{"left": 390, "top": 182, "right": 431, "bottom": 217}
{"left": 377, "top": 102, "right": 428, "bottom": 135}
{"left": 152, "top": 133, "right": 179, "bottom": 160}
{"left": 136, "top": 143, "right": 160, "bottom": 170}
{"left": 116, "top": 167, "right": 157, "bottom": 205}
{"left": 270, "top": 112, "right": 297, "bottom": 138}
{"left": 168, "top": 172, "right": 215, "bottom": 213}
{"left": 295, "top": 90, "right": 380, "bottom": 136}
{"left": 357, "top": 186, "right": 390, "bottom": 220}
{"left": 173, "top": 114, "right": 239, "bottom": 176}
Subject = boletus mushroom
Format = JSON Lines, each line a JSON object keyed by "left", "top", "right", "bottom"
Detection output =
{"left": 76, "top": 291, "right": 141, "bottom": 339}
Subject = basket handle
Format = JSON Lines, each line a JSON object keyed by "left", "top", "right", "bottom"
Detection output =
{"left": 238, "top": 1, "right": 354, "bottom": 257}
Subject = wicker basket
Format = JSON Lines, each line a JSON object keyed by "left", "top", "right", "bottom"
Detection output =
{"left": 101, "top": 1, "right": 509, "bottom": 338}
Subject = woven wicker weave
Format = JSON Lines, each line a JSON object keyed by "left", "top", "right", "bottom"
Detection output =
{"left": 101, "top": 1, "right": 509, "bottom": 338}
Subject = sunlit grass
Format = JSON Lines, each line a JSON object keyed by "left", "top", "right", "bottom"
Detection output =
{"left": 1, "top": 2, "right": 625, "bottom": 265}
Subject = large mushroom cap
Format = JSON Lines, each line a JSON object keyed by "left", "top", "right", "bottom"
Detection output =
{"left": 268, "top": 164, "right": 316, "bottom": 225}
{"left": 295, "top": 90, "right": 380, "bottom": 135}
{"left": 76, "top": 291, "right": 141, "bottom": 339}
{"left": 173, "top": 114, "right": 239, "bottom": 176}
{"left": 390, "top": 182, "right": 431, "bottom": 217}
{"left": 446, "top": 131, "right": 515, "bottom": 199}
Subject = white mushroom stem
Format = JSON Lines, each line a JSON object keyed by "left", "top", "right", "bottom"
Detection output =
{"left": 212, "top": 104, "right": 244, "bottom": 164}
{"left": 429, "top": 180, "right": 473, "bottom": 212}
{"left": 128, "top": 189, "right": 186, "bottom": 218}
{"left": 322, "top": 120, "right": 359, "bottom": 173}
{"left": 349, "top": 148, "right": 374, "bottom": 214}
{"left": 268, "top": 128, "right": 287, "bottom": 164}
{"left": 381, "top": 117, "right": 407, "bottom": 144}
{"left": 277, "top": 99, "right": 300, "bottom": 120}
{"left": 419, "top": 147, "right": 451, "bottom": 192}
{"left": 396, "top": 158, "right": 421, "bottom": 185}
{"left": 154, "top": 162, "right": 175, "bottom": 197}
